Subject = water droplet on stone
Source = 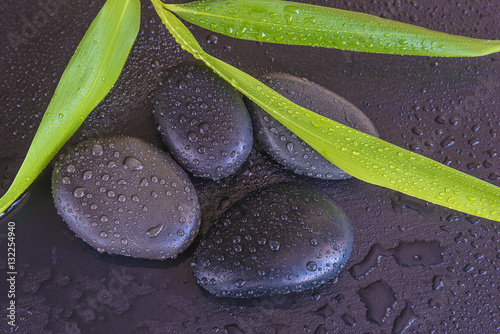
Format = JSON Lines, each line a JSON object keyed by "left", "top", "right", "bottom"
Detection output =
{"left": 177, "top": 80, "right": 187, "bottom": 89}
{"left": 123, "top": 156, "right": 144, "bottom": 171}
{"left": 269, "top": 240, "right": 280, "bottom": 251}
{"left": 147, "top": 224, "right": 164, "bottom": 238}
{"left": 306, "top": 261, "right": 318, "bottom": 271}
{"left": 74, "top": 188, "right": 85, "bottom": 198}
{"left": 199, "top": 122, "right": 210, "bottom": 134}
{"left": 188, "top": 131, "right": 198, "bottom": 143}
{"left": 92, "top": 144, "right": 103, "bottom": 156}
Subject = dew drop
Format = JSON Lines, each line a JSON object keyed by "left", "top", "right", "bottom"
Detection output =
{"left": 73, "top": 188, "right": 85, "bottom": 198}
{"left": 199, "top": 122, "right": 210, "bottom": 134}
{"left": 67, "top": 165, "right": 76, "bottom": 173}
{"left": 188, "top": 131, "right": 198, "bottom": 143}
{"left": 207, "top": 34, "right": 218, "bottom": 44}
{"left": 235, "top": 279, "right": 246, "bottom": 288}
{"left": 92, "top": 144, "right": 103, "bottom": 156}
{"left": 147, "top": 224, "right": 164, "bottom": 238}
{"left": 123, "top": 156, "right": 144, "bottom": 171}
{"left": 307, "top": 261, "right": 318, "bottom": 271}
{"left": 269, "top": 240, "right": 280, "bottom": 251}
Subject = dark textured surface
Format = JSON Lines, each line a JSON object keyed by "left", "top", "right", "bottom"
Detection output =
{"left": 1, "top": 0, "right": 500, "bottom": 333}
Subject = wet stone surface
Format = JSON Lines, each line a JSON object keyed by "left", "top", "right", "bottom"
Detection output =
{"left": 246, "top": 73, "right": 379, "bottom": 180}
{"left": 52, "top": 136, "right": 201, "bottom": 260}
{"left": 154, "top": 62, "right": 253, "bottom": 180}
{"left": 193, "top": 182, "right": 353, "bottom": 298}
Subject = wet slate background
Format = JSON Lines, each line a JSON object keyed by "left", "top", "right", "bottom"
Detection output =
{"left": 1, "top": 0, "right": 499, "bottom": 333}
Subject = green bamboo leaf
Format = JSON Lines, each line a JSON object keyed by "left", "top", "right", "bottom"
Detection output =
{"left": 0, "top": 0, "right": 141, "bottom": 215}
{"left": 152, "top": 0, "right": 500, "bottom": 222}
{"left": 165, "top": 0, "right": 500, "bottom": 57}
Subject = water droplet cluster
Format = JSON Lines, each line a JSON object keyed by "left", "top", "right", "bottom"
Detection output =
{"left": 52, "top": 136, "right": 201, "bottom": 259}
{"left": 154, "top": 62, "right": 253, "bottom": 180}
{"left": 192, "top": 182, "right": 353, "bottom": 298}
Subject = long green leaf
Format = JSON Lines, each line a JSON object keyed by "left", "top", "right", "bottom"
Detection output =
{"left": 152, "top": 0, "right": 500, "bottom": 222}
{"left": 0, "top": 0, "right": 141, "bottom": 215}
{"left": 165, "top": 0, "right": 500, "bottom": 57}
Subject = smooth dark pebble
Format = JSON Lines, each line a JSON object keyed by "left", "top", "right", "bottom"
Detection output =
{"left": 154, "top": 62, "right": 253, "bottom": 180}
{"left": 52, "top": 136, "right": 201, "bottom": 260}
{"left": 192, "top": 182, "right": 353, "bottom": 298}
{"left": 246, "top": 73, "right": 379, "bottom": 180}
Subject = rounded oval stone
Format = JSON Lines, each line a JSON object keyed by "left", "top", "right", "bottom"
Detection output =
{"left": 246, "top": 73, "right": 379, "bottom": 179}
{"left": 153, "top": 62, "right": 253, "bottom": 180}
{"left": 52, "top": 136, "right": 201, "bottom": 260}
{"left": 192, "top": 182, "right": 353, "bottom": 298}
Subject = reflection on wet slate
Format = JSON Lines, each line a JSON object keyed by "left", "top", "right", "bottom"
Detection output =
{"left": 358, "top": 279, "right": 397, "bottom": 326}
